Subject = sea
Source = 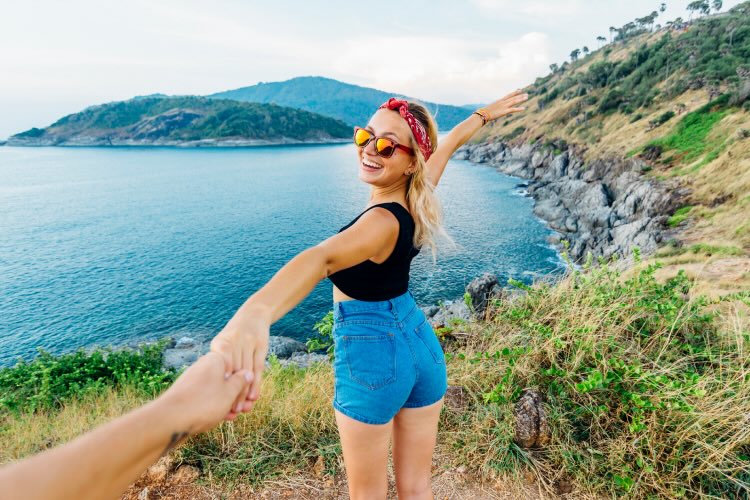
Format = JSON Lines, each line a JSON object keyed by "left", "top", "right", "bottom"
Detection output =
{"left": 0, "top": 142, "right": 565, "bottom": 365}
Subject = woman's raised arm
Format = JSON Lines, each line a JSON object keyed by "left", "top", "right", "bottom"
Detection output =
{"left": 210, "top": 207, "right": 399, "bottom": 418}
{"left": 425, "top": 89, "right": 529, "bottom": 188}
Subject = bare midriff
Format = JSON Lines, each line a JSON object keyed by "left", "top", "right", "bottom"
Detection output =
{"left": 332, "top": 284, "right": 357, "bottom": 303}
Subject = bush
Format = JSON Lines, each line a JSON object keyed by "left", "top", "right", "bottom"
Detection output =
{"left": 450, "top": 251, "right": 750, "bottom": 497}
{"left": 0, "top": 340, "right": 176, "bottom": 413}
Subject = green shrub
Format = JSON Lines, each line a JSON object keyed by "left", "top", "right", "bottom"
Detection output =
{"left": 0, "top": 340, "right": 176, "bottom": 413}
{"left": 306, "top": 311, "right": 334, "bottom": 360}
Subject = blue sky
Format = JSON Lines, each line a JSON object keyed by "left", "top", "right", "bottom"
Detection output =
{"left": 0, "top": 0, "right": 743, "bottom": 139}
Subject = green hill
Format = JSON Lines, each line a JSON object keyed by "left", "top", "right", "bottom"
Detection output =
{"left": 7, "top": 96, "right": 352, "bottom": 147}
{"left": 208, "top": 76, "right": 472, "bottom": 130}
{"left": 472, "top": 1, "right": 750, "bottom": 258}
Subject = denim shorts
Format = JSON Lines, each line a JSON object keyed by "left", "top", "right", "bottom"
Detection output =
{"left": 331, "top": 289, "right": 448, "bottom": 425}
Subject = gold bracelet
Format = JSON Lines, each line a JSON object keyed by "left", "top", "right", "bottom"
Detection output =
{"left": 472, "top": 108, "right": 490, "bottom": 126}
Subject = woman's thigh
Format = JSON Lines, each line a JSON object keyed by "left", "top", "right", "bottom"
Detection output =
{"left": 334, "top": 408, "right": 393, "bottom": 498}
{"left": 392, "top": 397, "right": 444, "bottom": 496}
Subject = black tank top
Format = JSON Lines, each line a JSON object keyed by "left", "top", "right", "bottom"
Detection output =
{"left": 328, "top": 202, "right": 421, "bottom": 301}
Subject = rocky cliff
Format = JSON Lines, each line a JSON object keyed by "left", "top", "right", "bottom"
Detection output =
{"left": 454, "top": 139, "right": 688, "bottom": 263}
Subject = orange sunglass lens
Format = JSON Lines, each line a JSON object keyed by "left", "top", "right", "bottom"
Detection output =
{"left": 354, "top": 128, "right": 372, "bottom": 146}
{"left": 375, "top": 138, "right": 396, "bottom": 156}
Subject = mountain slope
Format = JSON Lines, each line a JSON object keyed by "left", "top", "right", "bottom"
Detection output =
{"left": 209, "top": 76, "right": 472, "bottom": 130}
{"left": 7, "top": 96, "right": 352, "bottom": 147}
{"left": 470, "top": 1, "right": 750, "bottom": 260}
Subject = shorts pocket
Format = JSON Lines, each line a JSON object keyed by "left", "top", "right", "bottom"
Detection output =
{"left": 341, "top": 332, "right": 396, "bottom": 390}
{"left": 414, "top": 318, "right": 445, "bottom": 365}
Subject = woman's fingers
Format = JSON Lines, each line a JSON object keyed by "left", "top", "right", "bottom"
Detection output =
{"left": 236, "top": 347, "right": 253, "bottom": 411}
{"left": 249, "top": 348, "right": 266, "bottom": 400}
{"left": 210, "top": 337, "right": 234, "bottom": 378}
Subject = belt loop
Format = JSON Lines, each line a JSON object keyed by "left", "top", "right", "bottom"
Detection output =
{"left": 334, "top": 301, "right": 342, "bottom": 321}
{"left": 389, "top": 297, "right": 399, "bottom": 322}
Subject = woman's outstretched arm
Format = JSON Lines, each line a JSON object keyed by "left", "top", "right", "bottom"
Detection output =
{"left": 210, "top": 206, "right": 400, "bottom": 417}
{"left": 425, "top": 89, "right": 529, "bottom": 188}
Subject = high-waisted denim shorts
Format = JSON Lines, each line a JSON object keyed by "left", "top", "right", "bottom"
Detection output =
{"left": 331, "top": 289, "right": 448, "bottom": 425}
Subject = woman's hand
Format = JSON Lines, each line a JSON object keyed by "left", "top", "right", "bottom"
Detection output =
{"left": 480, "top": 89, "right": 529, "bottom": 121}
{"left": 210, "top": 311, "right": 270, "bottom": 419}
{"left": 159, "top": 352, "right": 254, "bottom": 434}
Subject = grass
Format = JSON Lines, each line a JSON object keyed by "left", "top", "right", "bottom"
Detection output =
{"left": 1, "top": 250, "right": 748, "bottom": 498}
{"left": 667, "top": 205, "right": 693, "bottom": 227}
{"left": 646, "top": 95, "right": 732, "bottom": 170}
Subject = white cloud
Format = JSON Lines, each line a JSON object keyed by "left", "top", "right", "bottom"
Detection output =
{"left": 334, "top": 32, "right": 552, "bottom": 104}
{"left": 471, "top": 0, "right": 585, "bottom": 17}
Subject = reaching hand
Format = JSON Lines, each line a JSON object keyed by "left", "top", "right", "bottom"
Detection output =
{"left": 480, "top": 89, "right": 529, "bottom": 121}
{"left": 210, "top": 312, "right": 270, "bottom": 419}
{"left": 160, "top": 352, "right": 254, "bottom": 434}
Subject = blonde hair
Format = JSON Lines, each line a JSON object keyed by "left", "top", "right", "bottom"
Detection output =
{"left": 384, "top": 99, "right": 459, "bottom": 264}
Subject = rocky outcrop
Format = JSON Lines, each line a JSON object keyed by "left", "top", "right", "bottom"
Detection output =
{"left": 454, "top": 140, "right": 687, "bottom": 263}
{"left": 161, "top": 335, "right": 327, "bottom": 371}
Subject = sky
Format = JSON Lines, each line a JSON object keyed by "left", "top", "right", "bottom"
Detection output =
{"left": 0, "top": 0, "right": 744, "bottom": 139}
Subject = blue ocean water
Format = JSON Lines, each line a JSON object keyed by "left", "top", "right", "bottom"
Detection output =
{"left": 0, "top": 144, "right": 564, "bottom": 365}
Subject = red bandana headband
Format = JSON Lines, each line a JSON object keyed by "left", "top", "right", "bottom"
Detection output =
{"left": 378, "top": 98, "right": 433, "bottom": 161}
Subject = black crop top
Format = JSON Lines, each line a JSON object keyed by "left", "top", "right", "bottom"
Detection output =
{"left": 328, "top": 202, "right": 421, "bottom": 301}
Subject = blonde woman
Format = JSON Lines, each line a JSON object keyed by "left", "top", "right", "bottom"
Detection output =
{"left": 211, "top": 89, "right": 528, "bottom": 498}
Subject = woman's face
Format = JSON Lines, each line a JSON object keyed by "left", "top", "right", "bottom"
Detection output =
{"left": 357, "top": 109, "right": 415, "bottom": 186}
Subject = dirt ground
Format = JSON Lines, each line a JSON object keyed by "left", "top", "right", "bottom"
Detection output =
{"left": 122, "top": 444, "right": 609, "bottom": 500}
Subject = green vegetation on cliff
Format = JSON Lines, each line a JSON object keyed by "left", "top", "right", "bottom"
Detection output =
{"left": 10, "top": 96, "right": 352, "bottom": 145}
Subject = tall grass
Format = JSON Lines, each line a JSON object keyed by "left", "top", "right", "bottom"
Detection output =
{"left": 1, "top": 251, "right": 748, "bottom": 497}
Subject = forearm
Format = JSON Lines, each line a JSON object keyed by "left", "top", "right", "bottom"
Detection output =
{"left": 440, "top": 113, "right": 485, "bottom": 157}
{"left": 0, "top": 398, "right": 189, "bottom": 500}
{"left": 235, "top": 246, "right": 327, "bottom": 325}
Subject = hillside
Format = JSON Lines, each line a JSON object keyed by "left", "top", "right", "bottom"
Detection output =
{"left": 462, "top": 1, "right": 750, "bottom": 293}
{"left": 6, "top": 96, "right": 352, "bottom": 147}
{"left": 209, "top": 76, "right": 472, "bottom": 130}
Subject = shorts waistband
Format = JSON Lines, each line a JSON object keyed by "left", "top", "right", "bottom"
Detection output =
{"left": 333, "top": 289, "right": 418, "bottom": 323}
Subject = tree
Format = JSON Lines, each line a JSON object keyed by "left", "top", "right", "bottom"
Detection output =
{"left": 687, "top": 0, "right": 709, "bottom": 20}
{"left": 660, "top": 2, "right": 667, "bottom": 13}
{"left": 609, "top": 26, "right": 616, "bottom": 43}
{"left": 687, "top": 1, "right": 699, "bottom": 20}
{"left": 712, "top": 0, "right": 722, "bottom": 12}
{"left": 549, "top": 63, "right": 559, "bottom": 74}
{"left": 570, "top": 48, "right": 581, "bottom": 62}
{"left": 649, "top": 10, "right": 659, "bottom": 31}
{"left": 596, "top": 35, "right": 607, "bottom": 48}
{"left": 582, "top": 46, "right": 590, "bottom": 56}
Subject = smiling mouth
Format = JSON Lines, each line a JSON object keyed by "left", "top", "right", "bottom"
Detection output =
{"left": 361, "top": 159, "right": 383, "bottom": 170}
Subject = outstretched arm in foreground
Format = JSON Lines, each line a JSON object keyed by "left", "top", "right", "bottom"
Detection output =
{"left": 211, "top": 206, "right": 401, "bottom": 417}
{"left": 425, "top": 89, "right": 530, "bottom": 188}
{"left": 0, "top": 352, "right": 253, "bottom": 500}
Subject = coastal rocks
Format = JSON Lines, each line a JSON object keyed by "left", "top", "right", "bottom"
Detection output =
{"left": 455, "top": 140, "right": 684, "bottom": 263}
{"left": 427, "top": 298, "right": 471, "bottom": 327}
{"left": 465, "top": 273, "right": 504, "bottom": 320}
{"left": 267, "top": 336, "right": 307, "bottom": 358}
{"left": 161, "top": 335, "right": 316, "bottom": 371}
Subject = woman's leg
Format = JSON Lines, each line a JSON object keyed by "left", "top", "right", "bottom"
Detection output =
{"left": 392, "top": 397, "right": 444, "bottom": 499}
{"left": 334, "top": 408, "right": 393, "bottom": 499}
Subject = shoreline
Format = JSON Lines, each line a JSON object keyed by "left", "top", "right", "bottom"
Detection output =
{"left": 1, "top": 137, "right": 350, "bottom": 148}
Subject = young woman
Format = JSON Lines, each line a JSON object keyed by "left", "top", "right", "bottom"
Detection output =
{"left": 210, "top": 89, "right": 528, "bottom": 498}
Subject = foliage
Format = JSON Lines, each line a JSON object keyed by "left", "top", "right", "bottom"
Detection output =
{"left": 306, "top": 310, "right": 335, "bottom": 360}
{"left": 0, "top": 340, "right": 176, "bottom": 413}
{"left": 445, "top": 249, "right": 750, "bottom": 497}
{"left": 667, "top": 205, "right": 693, "bottom": 227}
{"left": 644, "top": 93, "right": 732, "bottom": 167}
{"left": 13, "top": 96, "right": 353, "bottom": 143}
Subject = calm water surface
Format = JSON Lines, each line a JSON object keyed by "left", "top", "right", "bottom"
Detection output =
{"left": 0, "top": 143, "right": 563, "bottom": 365}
